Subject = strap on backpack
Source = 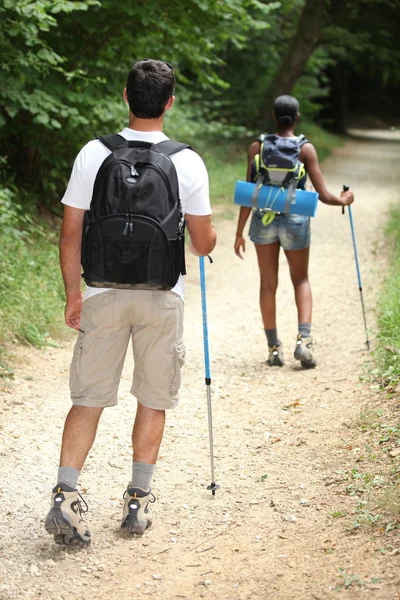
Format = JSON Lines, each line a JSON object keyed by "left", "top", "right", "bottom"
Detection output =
{"left": 156, "top": 140, "right": 191, "bottom": 156}
{"left": 98, "top": 134, "right": 127, "bottom": 152}
{"left": 252, "top": 173, "right": 264, "bottom": 209}
{"left": 297, "top": 134, "right": 309, "bottom": 147}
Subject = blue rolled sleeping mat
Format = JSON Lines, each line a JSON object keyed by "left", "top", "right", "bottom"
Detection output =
{"left": 234, "top": 180, "right": 319, "bottom": 217}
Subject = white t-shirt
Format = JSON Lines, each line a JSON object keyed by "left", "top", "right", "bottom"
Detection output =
{"left": 61, "top": 128, "right": 212, "bottom": 301}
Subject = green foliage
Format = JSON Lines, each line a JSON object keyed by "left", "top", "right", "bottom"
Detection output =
{"left": 0, "top": 186, "right": 65, "bottom": 355}
{"left": 326, "top": 0, "right": 400, "bottom": 85}
{"left": 1, "top": 0, "right": 395, "bottom": 212}
{"left": 0, "top": 0, "right": 275, "bottom": 210}
{"left": 372, "top": 205, "right": 400, "bottom": 388}
{"left": 335, "top": 569, "right": 382, "bottom": 591}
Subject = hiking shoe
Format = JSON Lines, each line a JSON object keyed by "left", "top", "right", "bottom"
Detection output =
{"left": 45, "top": 486, "right": 91, "bottom": 546}
{"left": 294, "top": 334, "right": 317, "bottom": 368}
{"left": 121, "top": 486, "right": 154, "bottom": 535}
{"left": 267, "top": 343, "right": 284, "bottom": 367}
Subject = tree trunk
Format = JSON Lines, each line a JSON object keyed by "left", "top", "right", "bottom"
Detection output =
{"left": 262, "top": 0, "right": 327, "bottom": 125}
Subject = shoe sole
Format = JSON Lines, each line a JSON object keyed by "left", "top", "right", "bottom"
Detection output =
{"left": 45, "top": 508, "right": 91, "bottom": 546}
{"left": 121, "top": 514, "right": 152, "bottom": 535}
{"left": 267, "top": 357, "right": 284, "bottom": 367}
{"left": 294, "top": 348, "right": 317, "bottom": 369}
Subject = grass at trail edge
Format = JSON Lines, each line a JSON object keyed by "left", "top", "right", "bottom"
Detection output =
{"left": 372, "top": 204, "right": 400, "bottom": 388}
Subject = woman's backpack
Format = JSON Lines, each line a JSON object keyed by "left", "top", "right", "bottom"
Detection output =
{"left": 251, "top": 133, "right": 308, "bottom": 216}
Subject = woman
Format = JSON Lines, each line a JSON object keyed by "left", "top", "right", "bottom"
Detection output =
{"left": 234, "top": 95, "right": 354, "bottom": 368}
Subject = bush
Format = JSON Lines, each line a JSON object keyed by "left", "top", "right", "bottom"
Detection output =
{"left": 372, "top": 205, "right": 400, "bottom": 388}
{"left": 0, "top": 186, "right": 65, "bottom": 358}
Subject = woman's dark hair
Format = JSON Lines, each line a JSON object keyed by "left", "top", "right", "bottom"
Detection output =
{"left": 273, "top": 95, "right": 300, "bottom": 128}
{"left": 126, "top": 59, "right": 175, "bottom": 119}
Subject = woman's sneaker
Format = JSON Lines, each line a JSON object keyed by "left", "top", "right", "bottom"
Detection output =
{"left": 121, "top": 485, "right": 154, "bottom": 535}
{"left": 294, "top": 334, "right": 317, "bottom": 368}
{"left": 267, "top": 343, "right": 284, "bottom": 367}
{"left": 45, "top": 486, "right": 91, "bottom": 546}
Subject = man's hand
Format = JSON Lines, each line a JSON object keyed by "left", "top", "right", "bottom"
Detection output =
{"left": 234, "top": 235, "right": 246, "bottom": 259}
{"left": 185, "top": 214, "right": 216, "bottom": 256}
{"left": 340, "top": 190, "right": 355, "bottom": 205}
{"left": 65, "top": 291, "right": 83, "bottom": 330}
{"left": 188, "top": 238, "right": 203, "bottom": 257}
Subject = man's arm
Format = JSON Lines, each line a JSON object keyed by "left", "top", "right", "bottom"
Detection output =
{"left": 59, "top": 205, "right": 85, "bottom": 330}
{"left": 301, "top": 144, "right": 354, "bottom": 206}
{"left": 186, "top": 213, "right": 217, "bottom": 256}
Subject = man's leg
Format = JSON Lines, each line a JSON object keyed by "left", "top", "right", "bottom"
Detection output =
{"left": 120, "top": 405, "right": 165, "bottom": 534}
{"left": 44, "top": 406, "right": 103, "bottom": 546}
{"left": 60, "top": 406, "right": 104, "bottom": 472}
{"left": 129, "top": 403, "right": 165, "bottom": 492}
{"left": 132, "top": 403, "right": 165, "bottom": 464}
{"left": 122, "top": 290, "right": 184, "bottom": 534}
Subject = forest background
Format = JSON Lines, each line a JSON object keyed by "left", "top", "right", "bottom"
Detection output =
{"left": 0, "top": 0, "right": 399, "bottom": 372}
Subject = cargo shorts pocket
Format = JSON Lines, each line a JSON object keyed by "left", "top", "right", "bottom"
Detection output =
{"left": 70, "top": 339, "right": 84, "bottom": 394}
{"left": 170, "top": 341, "right": 186, "bottom": 394}
{"left": 151, "top": 290, "right": 181, "bottom": 309}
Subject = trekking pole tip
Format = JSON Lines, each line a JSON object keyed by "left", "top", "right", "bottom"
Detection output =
{"left": 207, "top": 482, "right": 220, "bottom": 496}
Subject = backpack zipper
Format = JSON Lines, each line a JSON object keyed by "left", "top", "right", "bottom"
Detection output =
{"left": 123, "top": 214, "right": 130, "bottom": 236}
{"left": 85, "top": 213, "right": 172, "bottom": 253}
{"left": 121, "top": 214, "right": 136, "bottom": 236}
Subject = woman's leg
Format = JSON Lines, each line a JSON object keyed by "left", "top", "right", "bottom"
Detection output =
{"left": 284, "top": 247, "right": 316, "bottom": 367}
{"left": 284, "top": 247, "right": 312, "bottom": 324}
{"left": 255, "top": 241, "right": 281, "bottom": 329}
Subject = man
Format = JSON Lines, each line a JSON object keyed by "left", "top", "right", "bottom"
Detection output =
{"left": 45, "top": 59, "right": 216, "bottom": 546}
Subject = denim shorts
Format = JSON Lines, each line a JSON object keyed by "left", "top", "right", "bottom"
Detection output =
{"left": 249, "top": 210, "right": 311, "bottom": 250}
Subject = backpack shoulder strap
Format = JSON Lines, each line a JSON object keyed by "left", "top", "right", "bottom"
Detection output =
{"left": 297, "top": 134, "right": 309, "bottom": 148}
{"left": 98, "top": 134, "right": 127, "bottom": 152}
{"left": 156, "top": 140, "right": 191, "bottom": 157}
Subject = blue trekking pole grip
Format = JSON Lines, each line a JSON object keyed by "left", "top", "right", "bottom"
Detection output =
{"left": 199, "top": 255, "right": 219, "bottom": 496}
{"left": 342, "top": 185, "right": 370, "bottom": 350}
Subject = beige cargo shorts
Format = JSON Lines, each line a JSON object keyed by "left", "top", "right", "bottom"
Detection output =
{"left": 69, "top": 290, "right": 185, "bottom": 410}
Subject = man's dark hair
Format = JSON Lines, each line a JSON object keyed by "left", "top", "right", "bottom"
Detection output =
{"left": 126, "top": 59, "right": 175, "bottom": 119}
{"left": 273, "top": 95, "right": 300, "bottom": 128}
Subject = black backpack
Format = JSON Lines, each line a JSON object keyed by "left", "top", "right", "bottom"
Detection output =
{"left": 251, "top": 133, "right": 308, "bottom": 213}
{"left": 81, "top": 134, "right": 190, "bottom": 290}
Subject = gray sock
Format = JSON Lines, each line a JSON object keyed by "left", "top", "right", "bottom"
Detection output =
{"left": 299, "top": 322, "right": 312, "bottom": 338}
{"left": 56, "top": 466, "right": 80, "bottom": 490}
{"left": 265, "top": 328, "right": 279, "bottom": 347}
{"left": 131, "top": 461, "right": 155, "bottom": 492}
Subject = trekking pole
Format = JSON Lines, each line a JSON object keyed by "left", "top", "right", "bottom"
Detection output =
{"left": 199, "top": 255, "right": 220, "bottom": 496}
{"left": 342, "top": 185, "right": 370, "bottom": 350}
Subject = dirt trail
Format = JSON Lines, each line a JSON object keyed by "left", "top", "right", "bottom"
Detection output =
{"left": 1, "top": 138, "right": 400, "bottom": 600}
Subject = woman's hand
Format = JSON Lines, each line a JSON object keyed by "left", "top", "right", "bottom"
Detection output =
{"left": 340, "top": 189, "right": 355, "bottom": 205}
{"left": 234, "top": 235, "right": 246, "bottom": 259}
